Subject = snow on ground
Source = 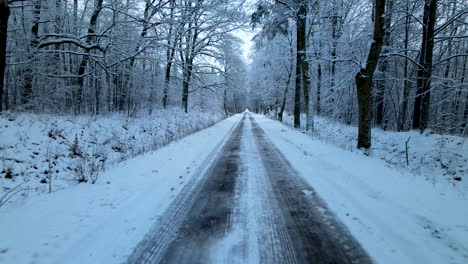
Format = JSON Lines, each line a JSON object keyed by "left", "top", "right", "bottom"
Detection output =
{"left": 276, "top": 112, "right": 467, "bottom": 192}
{"left": 0, "top": 108, "right": 222, "bottom": 206}
{"left": 254, "top": 114, "right": 468, "bottom": 264}
{"left": 0, "top": 114, "right": 242, "bottom": 264}
{"left": 1, "top": 110, "right": 466, "bottom": 264}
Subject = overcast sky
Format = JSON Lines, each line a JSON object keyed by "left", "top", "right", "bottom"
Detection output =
{"left": 234, "top": 29, "right": 256, "bottom": 65}
{"left": 232, "top": 0, "right": 259, "bottom": 65}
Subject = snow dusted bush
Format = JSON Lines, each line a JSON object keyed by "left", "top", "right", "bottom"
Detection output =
{"left": 0, "top": 108, "right": 223, "bottom": 204}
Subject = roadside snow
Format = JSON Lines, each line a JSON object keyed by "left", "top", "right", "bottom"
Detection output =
{"left": 0, "top": 108, "right": 222, "bottom": 206}
{"left": 0, "top": 114, "right": 241, "bottom": 264}
{"left": 277, "top": 113, "right": 467, "bottom": 191}
{"left": 254, "top": 114, "right": 468, "bottom": 264}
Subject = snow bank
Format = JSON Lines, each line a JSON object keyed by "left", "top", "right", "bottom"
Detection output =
{"left": 254, "top": 114, "right": 468, "bottom": 264}
{"left": 274, "top": 112, "right": 467, "bottom": 193}
{"left": 0, "top": 108, "right": 223, "bottom": 207}
{"left": 0, "top": 113, "right": 241, "bottom": 264}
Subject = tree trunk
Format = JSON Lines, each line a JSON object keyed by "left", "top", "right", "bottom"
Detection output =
{"left": 399, "top": 2, "right": 411, "bottom": 131}
{"left": 302, "top": 48, "right": 313, "bottom": 131}
{"left": 223, "top": 88, "right": 228, "bottom": 116}
{"left": 462, "top": 91, "right": 468, "bottom": 136}
{"left": 148, "top": 63, "right": 156, "bottom": 115}
{"left": 162, "top": 47, "right": 176, "bottom": 108}
{"left": 0, "top": 0, "right": 9, "bottom": 112}
{"left": 73, "top": 0, "right": 78, "bottom": 34}
{"left": 294, "top": 6, "right": 306, "bottom": 129}
{"left": 162, "top": 0, "right": 177, "bottom": 108}
{"left": 355, "top": 0, "right": 386, "bottom": 150}
{"left": 180, "top": 6, "right": 199, "bottom": 114}
{"left": 316, "top": 63, "right": 322, "bottom": 115}
{"left": 278, "top": 66, "right": 292, "bottom": 122}
{"left": 330, "top": 6, "right": 339, "bottom": 103}
{"left": 234, "top": 94, "right": 239, "bottom": 113}
{"left": 454, "top": 51, "right": 467, "bottom": 134}
{"left": 412, "top": 0, "right": 438, "bottom": 132}
{"left": 22, "top": 0, "right": 41, "bottom": 107}
{"left": 375, "top": 0, "right": 394, "bottom": 127}
{"left": 299, "top": 4, "right": 313, "bottom": 132}
{"left": 75, "top": 0, "right": 104, "bottom": 114}
{"left": 182, "top": 58, "right": 193, "bottom": 113}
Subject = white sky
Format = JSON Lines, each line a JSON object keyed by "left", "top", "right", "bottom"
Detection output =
{"left": 233, "top": 29, "right": 257, "bottom": 65}
{"left": 233, "top": 0, "right": 259, "bottom": 65}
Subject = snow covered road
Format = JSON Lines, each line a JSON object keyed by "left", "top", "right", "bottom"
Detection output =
{"left": 127, "top": 113, "right": 371, "bottom": 264}
{"left": 1, "top": 112, "right": 467, "bottom": 264}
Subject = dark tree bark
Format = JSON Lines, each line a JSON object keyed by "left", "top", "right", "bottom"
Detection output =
{"left": 233, "top": 94, "right": 239, "bottom": 113}
{"left": 162, "top": 0, "right": 177, "bottom": 108}
{"left": 455, "top": 52, "right": 467, "bottom": 134}
{"left": 223, "top": 88, "right": 229, "bottom": 116}
{"left": 181, "top": 58, "right": 193, "bottom": 113}
{"left": 375, "top": 0, "right": 394, "bottom": 127}
{"left": 162, "top": 47, "right": 176, "bottom": 108}
{"left": 316, "top": 63, "right": 322, "bottom": 115}
{"left": 73, "top": 0, "right": 78, "bottom": 33}
{"left": 355, "top": 0, "right": 386, "bottom": 150}
{"left": 75, "top": 0, "right": 104, "bottom": 114}
{"left": 412, "top": 0, "right": 438, "bottom": 132}
{"left": 300, "top": 4, "right": 313, "bottom": 131}
{"left": 181, "top": 14, "right": 199, "bottom": 113}
{"left": 302, "top": 46, "right": 313, "bottom": 131}
{"left": 278, "top": 62, "right": 293, "bottom": 122}
{"left": 293, "top": 5, "right": 306, "bottom": 128}
{"left": 0, "top": 0, "right": 9, "bottom": 112}
{"left": 179, "top": 0, "right": 200, "bottom": 114}
{"left": 399, "top": 1, "right": 411, "bottom": 131}
{"left": 148, "top": 64, "right": 157, "bottom": 115}
{"left": 330, "top": 12, "right": 337, "bottom": 99}
{"left": 462, "top": 91, "right": 468, "bottom": 136}
{"left": 330, "top": 6, "right": 341, "bottom": 103}
{"left": 22, "top": 0, "right": 41, "bottom": 107}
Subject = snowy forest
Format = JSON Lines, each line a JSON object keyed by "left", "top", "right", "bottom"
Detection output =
{"left": 0, "top": 0, "right": 467, "bottom": 148}
{"left": 248, "top": 0, "right": 467, "bottom": 148}
{"left": 0, "top": 1, "right": 467, "bottom": 264}
{"left": 0, "top": 0, "right": 249, "bottom": 116}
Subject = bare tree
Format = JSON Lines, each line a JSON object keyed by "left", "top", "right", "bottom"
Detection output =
{"left": 355, "top": 0, "right": 386, "bottom": 149}
{"left": 412, "top": 0, "right": 438, "bottom": 132}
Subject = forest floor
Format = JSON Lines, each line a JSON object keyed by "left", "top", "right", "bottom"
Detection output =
{"left": 0, "top": 112, "right": 467, "bottom": 264}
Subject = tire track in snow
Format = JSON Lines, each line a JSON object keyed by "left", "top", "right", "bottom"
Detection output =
{"left": 241, "top": 117, "right": 298, "bottom": 264}
{"left": 128, "top": 113, "right": 373, "bottom": 264}
{"left": 126, "top": 115, "right": 245, "bottom": 264}
{"left": 249, "top": 114, "right": 373, "bottom": 264}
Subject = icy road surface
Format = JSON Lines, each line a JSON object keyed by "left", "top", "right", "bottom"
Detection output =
{"left": 127, "top": 113, "right": 372, "bottom": 264}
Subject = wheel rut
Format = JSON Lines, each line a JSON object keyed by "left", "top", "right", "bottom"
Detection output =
{"left": 127, "top": 115, "right": 245, "bottom": 264}
{"left": 250, "top": 115, "right": 373, "bottom": 264}
{"left": 126, "top": 113, "right": 373, "bottom": 264}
